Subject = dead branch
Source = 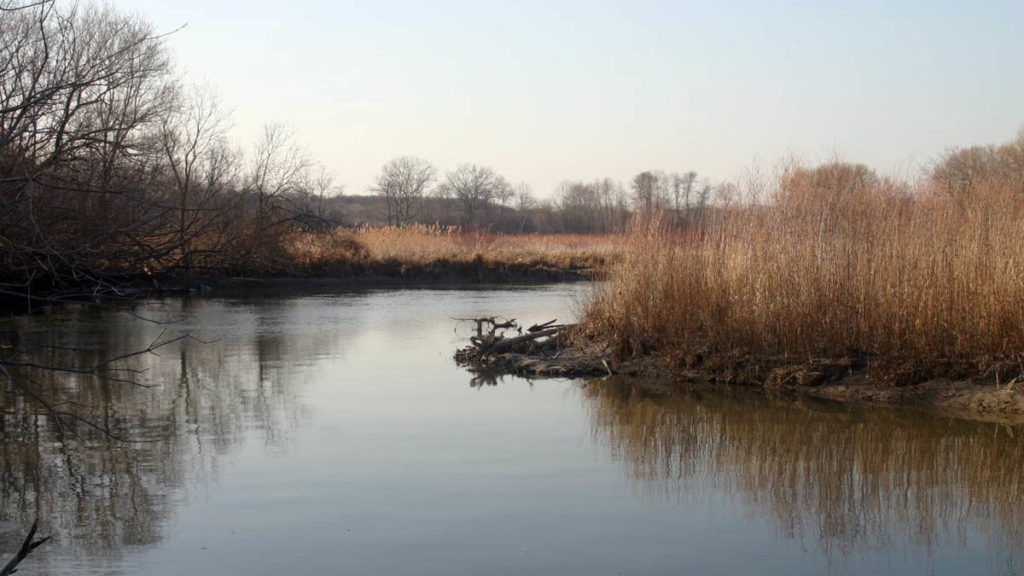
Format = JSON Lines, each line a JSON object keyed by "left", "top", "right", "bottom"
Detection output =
{"left": 0, "top": 521, "right": 50, "bottom": 576}
{"left": 453, "top": 316, "right": 519, "bottom": 338}
{"left": 485, "top": 327, "right": 560, "bottom": 354}
{"left": 454, "top": 317, "right": 573, "bottom": 365}
{"left": 527, "top": 319, "right": 558, "bottom": 332}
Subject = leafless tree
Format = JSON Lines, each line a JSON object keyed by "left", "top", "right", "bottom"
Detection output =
{"left": 553, "top": 178, "right": 630, "bottom": 233}
{"left": 1, "top": 0, "right": 178, "bottom": 296}
{"left": 290, "top": 165, "right": 341, "bottom": 232}
{"left": 436, "top": 163, "right": 511, "bottom": 229}
{"left": 159, "top": 82, "right": 235, "bottom": 273}
{"left": 246, "top": 122, "right": 310, "bottom": 237}
{"left": 514, "top": 182, "right": 535, "bottom": 233}
{"left": 630, "top": 170, "right": 671, "bottom": 213}
{"left": 372, "top": 156, "right": 435, "bottom": 226}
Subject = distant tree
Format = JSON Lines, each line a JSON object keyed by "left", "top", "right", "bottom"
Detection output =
{"left": 291, "top": 166, "right": 341, "bottom": 232}
{"left": 776, "top": 162, "right": 879, "bottom": 232}
{"left": 372, "top": 156, "right": 435, "bottom": 226}
{"left": 436, "top": 164, "right": 510, "bottom": 229}
{"left": 930, "top": 132, "right": 1024, "bottom": 201}
{"left": 594, "top": 178, "right": 631, "bottom": 232}
{"left": 514, "top": 182, "right": 536, "bottom": 233}
{"left": 669, "top": 171, "right": 697, "bottom": 212}
{"left": 631, "top": 171, "right": 668, "bottom": 211}
{"left": 779, "top": 162, "right": 877, "bottom": 203}
{"left": 430, "top": 181, "right": 456, "bottom": 225}
{"left": 556, "top": 181, "right": 599, "bottom": 233}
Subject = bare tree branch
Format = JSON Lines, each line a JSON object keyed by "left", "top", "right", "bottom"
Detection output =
{"left": 0, "top": 521, "right": 51, "bottom": 576}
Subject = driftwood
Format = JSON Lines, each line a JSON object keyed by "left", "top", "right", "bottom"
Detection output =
{"left": 454, "top": 318, "right": 571, "bottom": 364}
{"left": 486, "top": 327, "right": 560, "bottom": 354}
{"left": 453, "top": 316, "right": 624, "bottom": 382}
{"left": 1, "top": 521, "right": 50, "bottom": 576}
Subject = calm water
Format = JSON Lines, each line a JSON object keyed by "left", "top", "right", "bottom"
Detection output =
{"left": 1, "top": 285, "right": 1022, "bottom": 575}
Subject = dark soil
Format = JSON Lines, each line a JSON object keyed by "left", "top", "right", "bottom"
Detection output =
{"left": 456, "top": 341, "right": 1024, "bottom": 421}
{"left": 0, "top": 260, "right": 595, "bottom": 310}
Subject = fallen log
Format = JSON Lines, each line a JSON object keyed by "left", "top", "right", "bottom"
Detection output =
{"left": 454, "top": 317, "right": 574, "bottom": 365}
{"left": 483, "top": 327, "right": 560, "bottom": 354}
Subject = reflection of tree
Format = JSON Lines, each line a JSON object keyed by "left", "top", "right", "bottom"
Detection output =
{"left": 583, "top": 379, "right": 1024, "bottom": 560}
{"left": 0, "top": 297, "right": 341, "bottom": 562}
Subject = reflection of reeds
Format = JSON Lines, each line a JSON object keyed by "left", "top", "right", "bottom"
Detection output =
{"left": 583, "top": 380, "right": 1024, "bottom": 558}
{"left": 582, "top": 160, "right": 1024, "bottom": 382}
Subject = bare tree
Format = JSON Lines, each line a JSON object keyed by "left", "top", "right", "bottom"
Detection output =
{"left": 291, "top": 165, "right": 341, "bottom": 232}
{"left": 513, "top": 182, "right": 535, "bottom": 233}
{"left": 631, "top": 171, "right": 669, "bottom": 212}
{"left": 246, "top": 122, "right": 310, "bottom": 237}
{"left": 436, "top": 163, "right": 510, "bottom": 229}
{"left": 0, "top": 0, "right": 179, "bottom": 296}
{"left": 372, "top": 156, "right": 435, "bottom": 226}
{"left": 159, "top": 82, "right": 234, "bottom": 273}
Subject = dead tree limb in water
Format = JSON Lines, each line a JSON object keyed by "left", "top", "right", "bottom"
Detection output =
{"left": 454, "top": 318, "right": 571, "bottom": 364}
{"left": 485, "top": 327, "right": 560, "bottom": 354}
{"left": 453, "top": 316, "right": 519, "bottom": 338}
{"left": 0, "top": 521, "right": 50, "bottom": 576}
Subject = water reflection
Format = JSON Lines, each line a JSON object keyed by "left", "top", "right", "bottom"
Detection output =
{"left": 2, "top": 287, "right": 1022, "bottom": 575}
{"left": 0, "top": 298, "right": 335, "bottom": 562}
{"left": 583, "top": 378, "right": 1024, "bottom": 562}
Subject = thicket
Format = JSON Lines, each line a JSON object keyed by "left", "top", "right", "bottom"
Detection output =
{"left": 583, "top": 131, "right": 1024, "bottom": 379}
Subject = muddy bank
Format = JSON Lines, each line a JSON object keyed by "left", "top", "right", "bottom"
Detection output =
{"left": 204, "top": 260, "right": 593, "bottom": 294}
{"left": 0, "top": 260, "right": 594, "bottom": 310}
{"left": 456, "top": 338, "right": 1024, "bottom": 421}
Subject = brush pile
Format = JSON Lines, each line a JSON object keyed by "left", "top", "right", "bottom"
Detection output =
{"left": 453, "top": 317, "right": 568, "bottom": 364}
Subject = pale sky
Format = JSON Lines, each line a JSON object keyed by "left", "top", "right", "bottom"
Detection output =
{"left": 114, "top": 0, "right": 1024, "bottom": 197}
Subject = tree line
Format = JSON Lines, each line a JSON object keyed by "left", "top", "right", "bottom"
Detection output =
{"left": 2, "top": 0, "right": 1019, "bottom": 298}
{"left": 369, "top": 158, "right": 715, "bottom": 234}
{"left": 0, "top": 1, "right": 339, "bottom": 296}
{"left": 0, "top": 0, "right": 715, "bottom": 298}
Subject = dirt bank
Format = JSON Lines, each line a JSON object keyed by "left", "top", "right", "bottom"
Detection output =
{"left": 204, "top": 259, "right": 594, "bottom": 294}
{"left": 457, "top": 339, "right": 1024, "bottom": 421}
{"left": 0, "top": 260, "right": 595, "bottom": 311}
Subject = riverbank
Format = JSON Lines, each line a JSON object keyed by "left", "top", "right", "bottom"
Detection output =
{"left": 193, "top": 259, "right": 595, "bottom": 295}
{"left": 1, "top": 228, "right": 619, "bottom": 309}
{"left": 541, "top": 145, "right": 1024, "bottom": 421}
{"left": 455, "top": 327, "right": 1024, "bottom": 421}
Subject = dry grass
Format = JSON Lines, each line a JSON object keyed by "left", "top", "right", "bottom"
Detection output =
{"left": 286, "top": 224, "right": 625, "bottom": 273}
{"left": 583, "top": 160, "right": 1024, "bottom": 379}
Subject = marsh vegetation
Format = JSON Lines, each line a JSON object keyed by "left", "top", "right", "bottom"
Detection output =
{"left": 581, "top": 132, "right": 1024, "bottom": 393}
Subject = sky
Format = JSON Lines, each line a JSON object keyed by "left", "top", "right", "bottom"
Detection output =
{"left": 112, "top": 0, "right": 1024, "bottom": 198}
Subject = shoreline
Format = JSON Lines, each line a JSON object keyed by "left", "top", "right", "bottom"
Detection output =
{"left": 458, "top": 343, "right": 1024, "bottom": 422}
{"left": 202, "top": 261, "right": 593, "bottom": 295}
{"left": 0, "top": 261, "right": 596, "bottom": 310}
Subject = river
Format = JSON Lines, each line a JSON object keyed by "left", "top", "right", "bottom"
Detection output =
{"left": 1, "top": 285, "right": 1021, "bottom": 575}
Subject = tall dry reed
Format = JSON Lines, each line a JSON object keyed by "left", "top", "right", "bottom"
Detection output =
{"left": 287, "top": 224, "right": 625, "bottom": 271}
{"left": 583, "top": 162, "right": 1024, "bottom": 373}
